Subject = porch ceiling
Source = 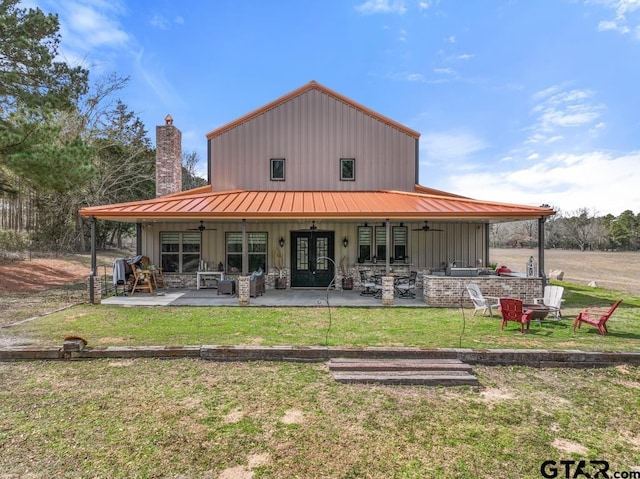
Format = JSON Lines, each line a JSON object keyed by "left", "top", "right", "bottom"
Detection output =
{"left": 79, "top": 186, "right": 555, "bottom": 223}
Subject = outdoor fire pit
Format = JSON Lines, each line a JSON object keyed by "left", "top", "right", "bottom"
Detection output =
{"left": 523, "top": 304, "right": 550, "bottom": 321}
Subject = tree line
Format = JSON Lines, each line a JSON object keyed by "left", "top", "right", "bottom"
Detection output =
{"left": 491, "top": 207, "right": 640, "bottom": 251}
{"left": 0, "top": 1, "right": 205, "bottom": 254}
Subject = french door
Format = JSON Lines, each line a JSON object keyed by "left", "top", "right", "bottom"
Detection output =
{"left": 290, "top": 231, "right": 335, "bottom": 288}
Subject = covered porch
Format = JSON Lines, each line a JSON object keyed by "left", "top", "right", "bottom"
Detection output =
{"left": 80, "top": 187, "right": 555, "bottom": 307}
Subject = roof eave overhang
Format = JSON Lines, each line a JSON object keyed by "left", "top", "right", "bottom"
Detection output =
{"left": 80, "top": 211, "right": 553, "bottom": 223}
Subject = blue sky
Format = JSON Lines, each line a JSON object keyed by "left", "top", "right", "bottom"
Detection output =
{"left": 28, "top": 0, "right": 640, "bottom": 216}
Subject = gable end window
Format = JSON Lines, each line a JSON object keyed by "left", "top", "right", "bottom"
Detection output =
{"left": 270, "top": 158, "right": 285, "bottom": 181}
{"left": 340, "top": 158, "right": 355, "bottom": 181}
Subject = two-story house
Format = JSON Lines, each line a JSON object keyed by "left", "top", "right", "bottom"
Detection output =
{"left": 80, "top": 81, "right": 554, "bottom": 297}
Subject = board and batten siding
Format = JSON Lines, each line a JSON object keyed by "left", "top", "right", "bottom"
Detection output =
{"left": 142, "top": 221, "right": 487, "bottom": 274}
{"left": 209, "top": 88, "right": 417, "bottom": 192}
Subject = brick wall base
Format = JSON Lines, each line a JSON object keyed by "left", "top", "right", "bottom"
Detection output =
{"left": 423, "top": 276, "right": 543, "bottom": 307}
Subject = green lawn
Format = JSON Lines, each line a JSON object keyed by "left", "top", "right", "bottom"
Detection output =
{"left": 2, "top": 282, "right": 640, "bottom": 478}
{"left": 6, "top": 281, "right": 640, "bottom": 351}
{"left": 1, "top": 359, "right": 639, "bottom": 478}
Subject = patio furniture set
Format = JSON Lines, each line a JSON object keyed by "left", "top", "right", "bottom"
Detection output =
{"left": 359, "top": 270, "right": 418, "bottom": 299}
{"left": 466, "top": 283, "right": 623, "bottom": 336}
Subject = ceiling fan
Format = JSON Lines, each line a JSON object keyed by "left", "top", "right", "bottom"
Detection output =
{"left": 187, "top": 221, "right": 216, "bottom": 232}
{"left": 412, "top": 221, "right": 443, "bottom": 232}
{"left": 310, "top": 220, "right": 318, "bottom": 231}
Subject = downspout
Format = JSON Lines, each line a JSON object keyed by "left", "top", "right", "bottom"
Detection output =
{"left": 136, "top": 223, "right": 142, "bottom": 255}
{"left": 90, "top": 216, "right": 96, "bottom": 304}
{"left": 242, "top": 219, "right": 248, "bottom": 275}
{"left": 538, "top": 217, "right": 547, "bottom": 286}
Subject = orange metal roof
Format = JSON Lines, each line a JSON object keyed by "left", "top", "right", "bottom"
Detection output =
{"left": 79, "top": 186, "right": 555, "bottom": 222}
{"left": 205, "top": 81, "right": 421, "bottom": 140}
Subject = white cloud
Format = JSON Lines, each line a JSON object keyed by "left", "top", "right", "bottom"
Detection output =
{"left": 592, "top": 0, "right": 640, "bottom": 37}
{"left": 527, "top": 86, "right": 604, "bottom": 143}
{"left": 433, "top": 67, "right": 455, "bottom": 75}
{"left": 447, "top": 151, "right": 640, "bottom": 215}
{"left": 457, "top": 53, "right": 475, "bottom": 60}
{"left": 598, "top": 19, "right": 631, "bottom": 33}
{"left": 150, "top": 14, "right": 170, "bottom": 29}
{"left": 420, "top": 130, "right": 489, "bottom": 162}
{"left": 57, "top": 1, "right": 129, "bottom": 49}
{"left": 355, "top": 0, "right": 407, "bottom": 14}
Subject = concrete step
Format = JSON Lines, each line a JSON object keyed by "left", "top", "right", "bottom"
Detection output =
{"left": 328, "top": 358, "right": 472, "bottom": 373}
{"left": 329, "top": 358, "right": 480, "bottom": 387}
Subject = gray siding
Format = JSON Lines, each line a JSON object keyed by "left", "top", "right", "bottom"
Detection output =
{"left": 210, "top": 89, "right": 416, "bottom": 192}
{"left": 141, "top": 221, "right": 487, "bottom": 274}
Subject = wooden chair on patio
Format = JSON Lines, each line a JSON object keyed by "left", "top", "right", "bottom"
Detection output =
{"left": 573, "top": 299, "right": 623, "bottom": 336}
{"left": 130, "top": 262, "right": 153, "bottom": 295}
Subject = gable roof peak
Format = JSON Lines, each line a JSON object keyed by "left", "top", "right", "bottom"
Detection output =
{"left": 205, "top": 80, "right": 420, "bottom": 139}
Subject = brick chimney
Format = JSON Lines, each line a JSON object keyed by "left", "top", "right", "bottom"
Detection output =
{"left": 155, "top": 114, "right": 182, "bottom": 197}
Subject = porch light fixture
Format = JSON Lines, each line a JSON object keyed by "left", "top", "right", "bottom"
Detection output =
{"left": 343, "top": 237, "right": 349, "bottom": 248}
{"left": 279, "top": 237, "right": 285, "bottom": 248}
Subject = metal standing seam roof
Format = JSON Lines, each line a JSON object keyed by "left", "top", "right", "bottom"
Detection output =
{"left": 79, "top": 187, "right": 555, "bottom": 222}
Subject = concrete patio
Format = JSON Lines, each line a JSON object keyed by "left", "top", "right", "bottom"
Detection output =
{"left": 100, "top": 288, "right": 428, "bottom": 307}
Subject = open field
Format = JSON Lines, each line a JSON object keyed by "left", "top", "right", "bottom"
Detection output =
{"left": 491, "top": 248, "right": 640, "bottom": 296}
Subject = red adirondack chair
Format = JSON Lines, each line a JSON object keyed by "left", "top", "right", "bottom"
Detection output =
{"left": 573, "top": 300, "right": 623, "bottom": 336}
{"left": 499, "top": 298, "right": 533, "bottom": 334}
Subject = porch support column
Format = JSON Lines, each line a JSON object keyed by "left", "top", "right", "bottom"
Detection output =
{"left": 385, "top": 218, "right": 391, "bottom": 274}
{"left": 87, "top": 216, "right": 101, "bottom": 304}
{"left": 242, "top": 219, "right": 248, "bottom": 275}
{"left": 538, "top": 217, "right": 547, "bottom": 286}
{"left": 136, "top": 223, "right": 142, "bottom": 255}
{"left": 484, "top": 223, "right": 490, "bottom": 268}
{"left": 90, "top": 216, "right": 97, "bottom": 276}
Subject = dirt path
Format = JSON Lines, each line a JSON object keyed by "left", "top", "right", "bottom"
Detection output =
{"left": 0, "top": 256, "right": 99, "bottom": 330}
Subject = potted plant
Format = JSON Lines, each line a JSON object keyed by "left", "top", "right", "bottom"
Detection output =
{"left": 274, "top": 248, "right": 287, "bottom": 289}
{"left": 340, "top": 256, "right": 353, "bottom": 290}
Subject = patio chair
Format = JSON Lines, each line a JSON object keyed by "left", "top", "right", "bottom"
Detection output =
{"left": 534, "top": 285, "right": 564, "bottom": 320}
{"left": 466, "top": 283, "right": 500, "bottom": 317}
{"left": 395, "top": 271, "right": 417, "bottom": 298}
{"left": 499, "top": 297, "right": 533, "bottom": 334}
{"left": 359, "top": 270, "right": 376, "bottom": 296}
{"left": 130, "top": 262, "right": 153, "bottom": 295}
{"left": 573, "top": 299, "right": 623, "bottom": 336}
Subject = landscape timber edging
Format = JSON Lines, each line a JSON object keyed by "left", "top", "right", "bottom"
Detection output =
{"left": 0, "top": 345, "right": 639, "bottom": 368}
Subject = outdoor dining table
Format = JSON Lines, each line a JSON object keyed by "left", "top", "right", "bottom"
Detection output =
{"left": 371, "top": 273, "right": 410, "bottom": 298}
